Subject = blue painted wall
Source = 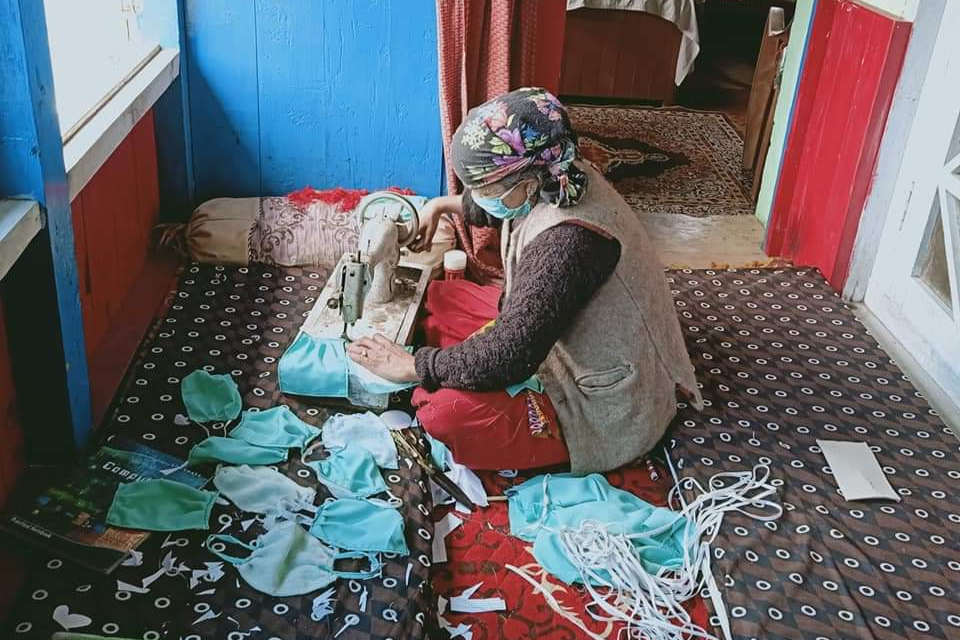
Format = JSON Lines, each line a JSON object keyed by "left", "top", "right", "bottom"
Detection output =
{"left": 181, "top": 0, "right": 442, "bottom": 202}
{"left": 0, "top": 0, "right": 92, "bottom": 461}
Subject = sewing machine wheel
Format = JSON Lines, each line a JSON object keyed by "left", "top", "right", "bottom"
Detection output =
{"left": 355, "top": 191, "right": 421, "bottom": 248}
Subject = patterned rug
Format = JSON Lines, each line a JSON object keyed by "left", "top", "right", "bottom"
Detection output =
{"left": 667, "top": 267, "right": 960, "bottom": 640}
{"left": 4, "top": 264, "right": 433, "bottom": 640}
{"left": 568, "top": 106, "right": 755, "bottom": 217}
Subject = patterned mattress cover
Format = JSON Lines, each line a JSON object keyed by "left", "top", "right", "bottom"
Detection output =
{"left": 4, "top": 264, "right": 433, "bottom": 640}
{"left": 665, "top": 268, "right": 960, "bottom": 640}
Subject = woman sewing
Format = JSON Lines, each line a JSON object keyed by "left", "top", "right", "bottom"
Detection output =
{"left": 347, "top": 87, "right": 701, "bottom": 474}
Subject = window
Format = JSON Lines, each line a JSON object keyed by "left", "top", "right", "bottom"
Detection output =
{"left": 43, "top": 0, "right": 158, "bottom": 140}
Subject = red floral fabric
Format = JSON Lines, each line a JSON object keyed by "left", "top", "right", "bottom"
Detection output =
{"left": 432, "top": 467, "right": 710, "bottom": 639}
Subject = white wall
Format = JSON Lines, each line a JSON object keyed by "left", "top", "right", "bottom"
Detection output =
{"left": 856, "top": 0, "right": 919, "bottom": 21}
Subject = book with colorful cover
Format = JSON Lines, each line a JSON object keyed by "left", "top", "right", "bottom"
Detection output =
{"left": 2, "top": 437, "right": 206, "bottom": 574}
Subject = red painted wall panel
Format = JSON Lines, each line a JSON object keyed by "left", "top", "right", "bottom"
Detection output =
{"left": 71, "top": 111, "right": 161, "bottom": 357}
{"left": 766, "top": 0, "right": 911, "bottom": 290}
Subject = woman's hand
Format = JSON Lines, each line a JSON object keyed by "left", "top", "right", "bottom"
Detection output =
{"left": 409, "top": 195, "right": 461, "bottom": 252}
{"left": 347, "top": 334, "right": 419, "bottom": 383}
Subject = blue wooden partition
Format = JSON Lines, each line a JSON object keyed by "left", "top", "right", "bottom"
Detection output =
{"left": 0, "top": 0, "right": 92, "bottom": 462}
{"left": 169, "top": 0, "right": 443, "bottom": 204}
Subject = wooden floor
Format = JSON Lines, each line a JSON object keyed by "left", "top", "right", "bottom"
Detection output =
{"left": 639, "top": 1, "right": 785, "bottom": 269}
{"left": 640, "top": 211, "right": 768, "bottom": 268}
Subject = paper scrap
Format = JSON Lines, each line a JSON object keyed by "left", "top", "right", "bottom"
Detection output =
{"left": 311, "top": 587, "right": 337, "bottom": 621}
{"left": 140, "top": 567, "right": 167, "bottom": 588}
{"left": 192, "top": 609, "right": 220, "bottom": 625}
{"left": 818, "top": 440, "right": 899, "bottom": 501}
{"left": 116, "top": 580, "right": 150, "bottom": 594}
{"left": 445, "top": 451, "right": 489, "bottom": 511}
{"left": 449, "top": 582, "right": 506, "bottom": 613}
{"left": 52, "top": 605, "right": 92, "bottom": 631}
{"left": 431, "top": 513, "right": 464, "bottom": 564}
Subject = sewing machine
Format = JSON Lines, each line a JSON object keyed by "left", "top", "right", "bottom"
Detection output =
{"left": 301, "top": 192, "right": 434, "bottom": 409}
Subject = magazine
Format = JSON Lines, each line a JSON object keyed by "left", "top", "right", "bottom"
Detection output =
{"left": 2, "top": 437, "right": 205, "bottom": 574}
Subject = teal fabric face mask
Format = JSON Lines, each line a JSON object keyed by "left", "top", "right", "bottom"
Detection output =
{"left": 308, "top": 498, "right": 409, "bottom": 556}
{"left": 472, "top": 188, "right": 534, "bottom": 220}
{"left": 280, "top": 333, "right": 416, "bottom": 398}
{"left": 322, "top": 412, "right": 398, "bottom": 469}
{"left": 304, "top": 442, "right": 389, "bottom": 500}
{"left": 207, "top": 520, "right": 382, "bottom": 597}
{"left": 229, "top": 405, "right": 320, "bottom": 450}
{"left": 214, "top": 464, "right": 315, "bottom": 515}
{"left": 507, "top": 474, "right": 688, "bottom": 586}
{"left": 348, "top": 350, "right": 418, "bottom": 395}
{"left": 181, "top": 370, "right": 243, "bottom": 422}
{"left": 107, "top": 479, "right": 217, "bottom": 531}
{"left": 507, "top": 473, "right": 613, "bottom": 540}
{"left": 279, "top": 333, "right": 349, "bottom": 398}
{"left": 188, "top": 436, "right": 288, "bottom": 466}
{"left": 505, "top": 374, "right": 544, "bottom": 397}
{"left": 425, "top": 433, "right": 450, "bottom": 470}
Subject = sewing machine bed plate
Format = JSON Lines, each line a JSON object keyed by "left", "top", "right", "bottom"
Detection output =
{"left": 299, "top": 255, "right": 432, "bottom": 410}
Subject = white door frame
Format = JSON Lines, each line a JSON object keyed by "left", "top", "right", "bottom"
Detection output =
{"left": 863, "top": 0, "right": 960, "bottom": 404}
{"left": 843, "top": 0, "right": 947, "bottom": 301}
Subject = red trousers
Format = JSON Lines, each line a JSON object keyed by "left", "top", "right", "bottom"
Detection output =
{"left": 412, "top": 279, "right": 570, "bottom": 470}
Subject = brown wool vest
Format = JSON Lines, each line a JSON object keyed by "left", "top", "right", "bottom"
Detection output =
{"left": 501, "top": 163, "right": 702, "bottom": 473}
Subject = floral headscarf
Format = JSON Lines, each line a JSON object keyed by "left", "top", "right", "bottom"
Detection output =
{"left": 451, "top": 87, "right": 588, "bottom": 207}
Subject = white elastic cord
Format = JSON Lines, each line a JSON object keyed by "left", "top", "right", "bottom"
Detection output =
{"left": 383, "top": 489, "right": 403, "bottom": 508}
{"left": 542, "top": 462, "right": 781, "bottom": 640}
{"left": 514, "top": 474, "right": 553, "bottom": 539}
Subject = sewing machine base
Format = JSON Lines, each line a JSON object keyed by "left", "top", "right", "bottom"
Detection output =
{"left": 300, "top": 255, "right": 432, "bottom": 410}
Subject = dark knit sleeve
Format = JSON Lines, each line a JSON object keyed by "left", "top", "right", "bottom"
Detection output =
{"left": 414, "top": 223, "right": 621, "bottom": 391}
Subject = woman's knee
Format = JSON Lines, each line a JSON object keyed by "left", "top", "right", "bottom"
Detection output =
{"left": 412, "top": 387, "right": 463, "bottom": 442}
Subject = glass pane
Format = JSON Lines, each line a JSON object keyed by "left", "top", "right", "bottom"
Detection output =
{"left": 913, "top": 194, "right": 953, "bottom": 311}
{"left": 948, "top": 108, "right": 960, "bottom": 175}
{"left": 44, "top": 0, "right": 157, "bottom": 136}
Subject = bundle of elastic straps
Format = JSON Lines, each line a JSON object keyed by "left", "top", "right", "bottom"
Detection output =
{"left": 508, "top": 453, "right": 782, "bottom": 640}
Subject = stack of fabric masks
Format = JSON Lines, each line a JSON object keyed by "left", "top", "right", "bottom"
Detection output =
{"left": 205, "top": 411, "right": 410, "bottom": 595}
{"left": 505, "top": 467, "right": 782, "bottom": 640}
{"left": 104, "top": 367, "right": 414, "bottom": 599}
{"left": 278, "top": 332, "right": 418, "bottom": 398}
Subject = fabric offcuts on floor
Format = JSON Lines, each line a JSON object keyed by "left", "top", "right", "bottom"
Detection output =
{"left": 431, "top": 267, "right": 960, "bottom": 640}
{"left": 6, "top": 262, "right": 960, "bottom": 640}
{"left": 4, "top": 265, "right": 434, "bottom": 640}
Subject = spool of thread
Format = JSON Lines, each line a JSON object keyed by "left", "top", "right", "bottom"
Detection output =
{"left": 443, "top": 250, "right": 467, "bottom": 280}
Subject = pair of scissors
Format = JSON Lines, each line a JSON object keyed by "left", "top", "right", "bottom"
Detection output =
{"left": 390, "top": 430, "right": 477, "bottom": 511}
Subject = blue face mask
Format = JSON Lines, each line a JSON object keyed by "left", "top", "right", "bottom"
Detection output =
{"left": 280, "top": 333, "right": 416, "bottom": 398}
{"left": 471, "top": 185, "right": 535, "bottom": 220}
{"left": 507, "top": 474, "right": 688, "bottom": 585}
{"left": 308, "top": 497, "right": 409, "bottom": 556}
{"left": 229, "top": 405, "right": 320, "bottom": 450}
{"left": 107, "top": 479, "right": 218, "bottom": 531}
{"left": 188, "top": 436, "right": 288, "bottom": 466}
{"left": 214, "top": 464, "right": 316, "bottom": 516}
{"left": 279, "top": 333, "right": 349, "bottom": 398}
{"left": 322, "top": 412, "right": 399, "bottom": 469}
{"left": 207, "top": 520, "right": 381, "bottom": 597}
{"left": 181, "top": 370, "right": 243, "bottom": 423}
{"left": 304, "top": 442, "right": 390, "bottom": 500}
